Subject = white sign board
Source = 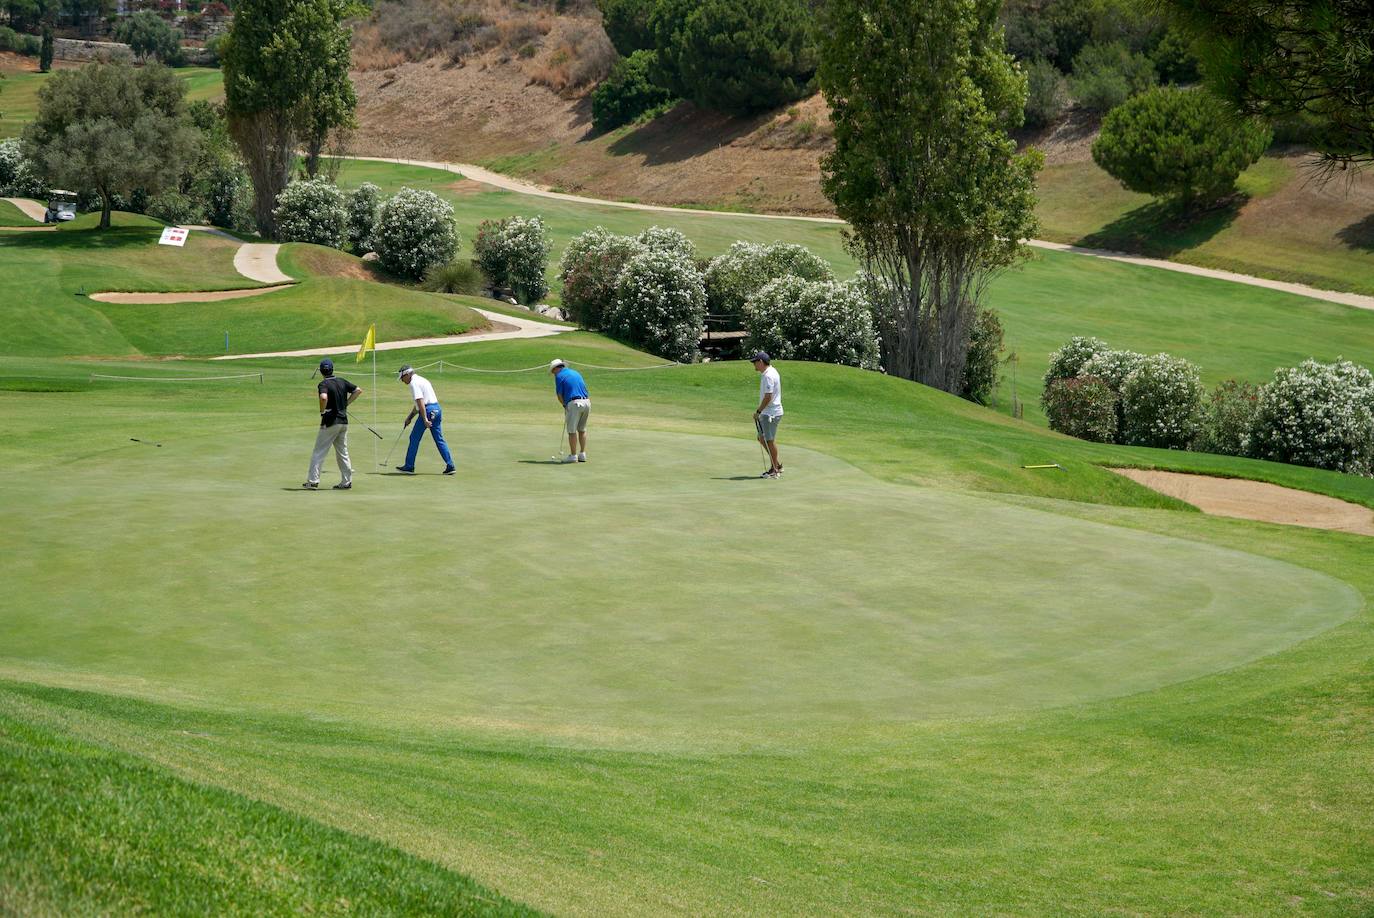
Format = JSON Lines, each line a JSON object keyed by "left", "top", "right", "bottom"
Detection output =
{"left": 158, "top": 227, "right": 189, "bottom": 247}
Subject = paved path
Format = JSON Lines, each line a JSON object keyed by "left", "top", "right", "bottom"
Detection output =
{"left": 232, "top": 242, "right": 292, "bottom": 284}
{"left": 213, "top": 308, "right": 569, "bottom": 361}
{"left": 350, "top": 156, "right": 1374, "bottom": 313}
{"left": 2, "top": 196, "right": 47, "bottom": 222}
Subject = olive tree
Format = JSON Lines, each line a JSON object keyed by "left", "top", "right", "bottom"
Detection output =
{"left": 22, "top": 62, "right": 197, "bottom": 229}
{"left": 817, "top": 0, "right": 1041, "bottom": 392}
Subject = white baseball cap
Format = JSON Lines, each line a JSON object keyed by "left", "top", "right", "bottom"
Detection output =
{"left": 550, "top": 359, "right": 566, "bottom": 369}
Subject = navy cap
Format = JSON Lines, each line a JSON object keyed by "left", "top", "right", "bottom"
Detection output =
{"left": 318, "top": 358, "right": 334, "bottom": 372}
{"left": 750, "top": 351, "right": 771, "bottom": 364}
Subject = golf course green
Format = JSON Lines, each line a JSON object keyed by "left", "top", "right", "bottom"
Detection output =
{"left": 3, "top": 210, "right": 1374, "bottom": 915}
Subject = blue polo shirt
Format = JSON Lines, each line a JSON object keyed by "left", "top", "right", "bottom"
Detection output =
{"left": 555, "top": 367, "right": 589, "bottom": 403}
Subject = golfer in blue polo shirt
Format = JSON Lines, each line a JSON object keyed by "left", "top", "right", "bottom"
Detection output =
{"left": 551, "top": 358, "right": 590, "bottom": 463}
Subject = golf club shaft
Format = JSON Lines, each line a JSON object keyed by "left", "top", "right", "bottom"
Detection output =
{"left": 381, "top": 428, "right": 404, "bottom": 466}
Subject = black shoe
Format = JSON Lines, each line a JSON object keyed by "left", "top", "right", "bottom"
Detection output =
{"left": 395, "top": 466, "right": 415, "bottom": 473}
{"left": 301, "top": 481, "right": 319, "bottom": 489}
{"left": 443, "top": 466, "right": 456, "bottom": 475}
{"left": 332, "top": 482, "right": 352, "bottom": 490}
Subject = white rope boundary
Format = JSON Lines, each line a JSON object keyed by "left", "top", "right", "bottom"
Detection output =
{"left": 92, "top": 373, "right": 264, "bottom": 383}
{"left": 409, "top": 359, "right": 682, "bottom": 375}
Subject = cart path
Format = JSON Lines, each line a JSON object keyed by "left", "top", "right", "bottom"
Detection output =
{"left": 349, "top": 157, "right": 1374, "bottom": 313}
{"left": 212, "top": 308, "right": 569, "bottom": 360}
{"left": 1111, "top": 469, "right": 1374, "bottom": 537}
{"left": 2, "top": 196, "right": 47, "bottom": 222}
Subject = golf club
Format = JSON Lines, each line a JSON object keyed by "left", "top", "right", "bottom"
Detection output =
{"left": 380, "top": 427, "right": 405, "bottom": 467}
{"left": 363, "top": 425, "right": 384, "bottom": 440}
{"left": 551, "top": 425, "right": 566, "bottom": 462}
{"left": 754, "top": 416, "right": 771, "bottom": 476}
{"left": 1021, "top": 463, "right": 1065, "bottom": 471}
{"left": 130, "top": 438, "right": 162, "bottom": 448}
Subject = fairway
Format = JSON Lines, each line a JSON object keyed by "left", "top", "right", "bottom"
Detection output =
{"left": 0, "top": 418, "right": 1357, "bottom": 738}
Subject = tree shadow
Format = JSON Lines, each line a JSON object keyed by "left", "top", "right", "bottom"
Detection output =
{"left": 1076, "top": 195, "right": 1248, "bottom": 259}
{"left": 0, "top": 226, "right": 162, "bottom": 252}
{"left": 605, "top": 103, "right": 771, "bottom": 166}
{"left": 1335, "top": 213, "right": 1374, "bottom": 251}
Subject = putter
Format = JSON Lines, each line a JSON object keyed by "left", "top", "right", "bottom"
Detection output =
{"left": 380, "top": 427, "right": 405, "bottom": 467}
{"left": 363, "top": 425, "right": 384, "bottom": 440}
{"left": 551, "top": 426, "right": 566, "bottom": 462}
{"left": 754, "top": 416, "right": 771, "bottom": 475}
{"left": 130, "top": 438, "right": 162, "bottom": 448}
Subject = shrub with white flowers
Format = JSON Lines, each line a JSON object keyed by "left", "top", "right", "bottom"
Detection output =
{"left": 704, "top": 241, "right": 834, "bottom": 323}
{"left": 559, "top": 227, "right": 646, "bottom": 330}
{"left": 1250, "top": 359, "right": 1374, "bottom": 476}
{"left": 272, "top": 179, "right": 348, "bottom": 249}
{"left": 636, "top": 225, "right": 696, "bottom": 260}
{"left": 346, "top": 182, "right": 382, "bottom": 254}
{"left": 1120, "top": 353, "right": 1204, "bottom": 449}
{"left": 743, "top": 276, "right": 880, "bottom": 369}
{"left": 372, "top": 188, "right": 461, "bottom": 281}
{"left": 1195, "top": 379, "right": 1259, "bottom": 457}
{"left": 473, "top": 215, "right": 552, "bottom": 304}
{"left": 608, "top": 247, "right": 706, "bottom": 362}
{"left": 1080, "top": 349, "right": 1147, "bottom": 393}
{"left": 1044, "top": 336, "right": 1111, "bottom": 387}
{"left": 0, "top": 137, "right": 44, "bottom": 197}
{"left": 1043, "top": 376, "right": 1119, "bottom": 443}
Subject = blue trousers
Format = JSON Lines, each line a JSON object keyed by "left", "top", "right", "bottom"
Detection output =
{"left": 405, "top": 403, "right": 454, "bottom": 468}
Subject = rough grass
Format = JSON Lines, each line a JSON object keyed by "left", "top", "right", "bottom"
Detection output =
{"left": 0, "top": 341, "right": 1372, "bottom": 915}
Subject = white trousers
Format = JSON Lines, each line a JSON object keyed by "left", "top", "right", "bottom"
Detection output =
{"left": 308, "top": 424, "right": 352, "bottom": 485}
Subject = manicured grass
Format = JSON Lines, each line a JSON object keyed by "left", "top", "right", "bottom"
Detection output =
{"left": 0, "top": 221, "right": 486, "bottom": 356}
{"left": 0, "top": 339, "right": 1371, "bottom": 914}
{"left": 335, "top": 158, "right": 1374, "bottom": 422}
{"left": 0, "top": 702, "right": 537, "bottom": 916}
{"left": 0, "top": 198, "right": 37, "bottom": 225}
{"left": 0, "top": 64, "right": 222, "bottom": 139}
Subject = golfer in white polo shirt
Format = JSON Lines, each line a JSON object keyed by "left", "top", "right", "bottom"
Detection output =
{"left": 752, "top": 350, "right": 783, "bottom": 478}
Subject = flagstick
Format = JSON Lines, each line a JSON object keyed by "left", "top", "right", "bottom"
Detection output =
{"left": 372, "top": 331, "right": 378, "bottom": 470}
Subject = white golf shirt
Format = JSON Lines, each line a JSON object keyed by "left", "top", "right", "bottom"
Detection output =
{"left": 759, "top": 366, "right": 783, "bottom": 417}
{"left": 408, "top": 372, "right": 439, "bottom": 405}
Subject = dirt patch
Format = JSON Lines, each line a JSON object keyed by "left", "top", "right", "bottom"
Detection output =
{"left": 1111, "top": 468, "right": 1374, "bottom": 537}
{"left": 1016, "top": 108, "right": 1102, "bottom": 166}
{"left": 89, "top": 285, "right": 294, "bottom": 304}
{"left": 448, "top": 179, "right": 487, "bottom": 196}
{"left": 287, "top": 246, "right": 378, "bottom": 282}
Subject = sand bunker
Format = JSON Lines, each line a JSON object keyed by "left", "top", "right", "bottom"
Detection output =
{"left": 89, "top": 285, "right": 294, "bottom": 304}
{"left": 1112, "top": 468, "right": 1374, "bottom": 537}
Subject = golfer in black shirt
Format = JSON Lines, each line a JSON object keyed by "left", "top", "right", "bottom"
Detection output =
{"left": 304, "top": 357, "right": 361, "bottom": 490}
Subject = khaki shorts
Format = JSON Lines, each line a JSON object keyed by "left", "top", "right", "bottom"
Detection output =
{"left": 565, "top": 398, "right": 590, "bottom": 434}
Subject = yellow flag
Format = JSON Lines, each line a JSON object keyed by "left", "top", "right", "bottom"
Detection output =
{"left": 356, "top": 323, "right": 375, "bottom": 363}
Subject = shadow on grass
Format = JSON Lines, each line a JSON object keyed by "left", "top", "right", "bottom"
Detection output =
{"left": 1336, "top": 213, "right": 1374, "bottom": 251}
{"left": 1076, "top": 195, "right": 1247, "bottom": 258}
{"left": 1, "top": 225, "right": 162, "bottom": 252}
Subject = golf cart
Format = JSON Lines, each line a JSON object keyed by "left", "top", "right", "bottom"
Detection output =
{"left": 43, "top": 190, "right": 78, "bottom": 224}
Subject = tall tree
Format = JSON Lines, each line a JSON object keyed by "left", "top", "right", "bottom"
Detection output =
{"left": 39, "top": 24, "right": 53, "bottom": 73}
{"left": 817, "top": 0, "right": 1040, "bottom": 393}
{"left": 1162, "top": 0, "right": 1373, "bottom": 170}
{"left": 220, "top": 0, "right": 355, "bottom": 237}
{"left": 22, "top": 62, "right": 198, "bottom": 228}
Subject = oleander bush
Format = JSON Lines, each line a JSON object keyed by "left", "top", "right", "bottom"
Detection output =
{"left": 559, "top": 226, "right": 647, "bottom": 330}
{"left": 608, "top": 247, "right": 706, "bottom": 362}
{"left": 1079, "top": 349, "right": 1147, "bottom": 393}
{"left": 0, "top": 138, "right": 44, "bottom": 198}
{"left": 347, "top": 182, "right": 382, "bottom": 254}
{"left": 704, "top": 241, "right": 833, "bottom": 324}
{"left": 1044, "top": 336, "right": 1111, "bottom": 387}
{"left": 742, "top": 276, "right": 880, "bottom": 369}
{"left": 1119, "top": 352, "right": 1204, "bottom": 449}
{"left": 636, "top": 225, "right": 696, "bottom": 260}
{"left": 1195, "top": 379, "right": 1259, "bottom": 457}
{"left": 372, "top": 188, "right": 461, "bottom": 281}
{"left": 472, "top": 215, "right": 552, "bottom": 304}
{"left": 1043, "top": 376, "right": 1119, "bottom": 443}
{"left": 1249, "top": 359, "right": 1374, "bottom": 476}
{"left": 272, "top": 179, "right": 348, "bottom": 249}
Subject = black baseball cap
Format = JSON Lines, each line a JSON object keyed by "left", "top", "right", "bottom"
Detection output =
{"left": 750, "top": 351, "right": 771, "bottom": 364}
{"left": 318, "top": 358, "right": 334, "bottom": 372}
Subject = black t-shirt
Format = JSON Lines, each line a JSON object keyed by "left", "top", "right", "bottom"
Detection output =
{"left": 318, "top": 376, "right": 357, "bottom": 427}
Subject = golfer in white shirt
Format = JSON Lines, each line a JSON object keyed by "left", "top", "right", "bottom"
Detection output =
{"left": 396, "top": 365, "right": 455, "bottom": 475}
{"left": 752, "top": 351, "right": 783, "bottom": 478}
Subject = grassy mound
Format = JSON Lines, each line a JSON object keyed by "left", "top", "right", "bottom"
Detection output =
{"left": 0, "top": 223, "right": 487, "bottom": 357}
{"left": 0, "top": 199, "right": 38, "bottom": 225}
